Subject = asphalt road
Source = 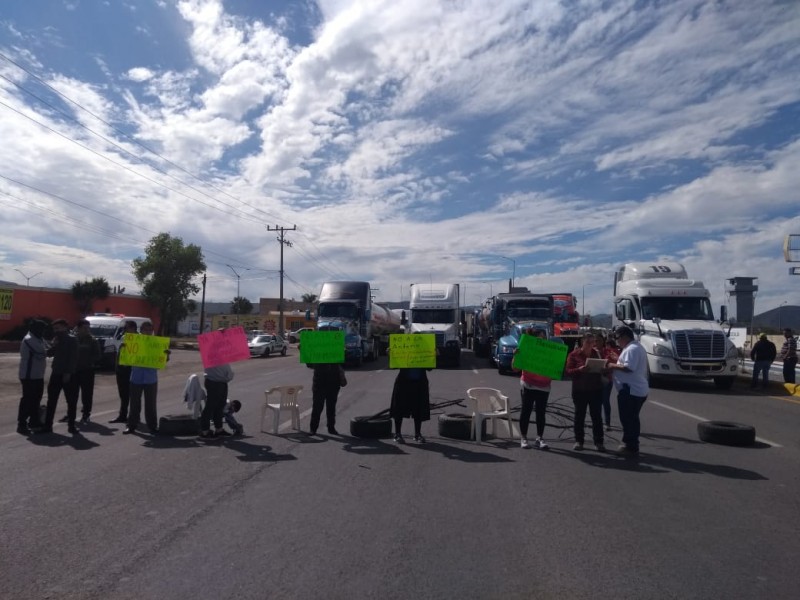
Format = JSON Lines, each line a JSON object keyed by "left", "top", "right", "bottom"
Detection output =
{"left": 1, "top": 349, "right": 798, "bottom": 600}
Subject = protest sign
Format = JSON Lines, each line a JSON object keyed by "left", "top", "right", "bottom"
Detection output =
{"left": 389, "top": 334, "right": 436, "bottom": 369}
{"left": 512, "top": 335, "right": 567, "bottom": 380}
{"left": 299, "top": 330, "right": 345, "bottom": 364}
{"left": 118, "top": 333, "right": 171, "bottom": 369}
{"left": 197, "top": 327, "right": 251, "bottom": 368}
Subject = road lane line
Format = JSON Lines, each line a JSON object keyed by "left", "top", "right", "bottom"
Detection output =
{"left": 650, "top": 400, "right": 782, "bottom": 448}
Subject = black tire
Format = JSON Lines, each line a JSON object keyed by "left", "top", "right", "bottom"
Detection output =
{"left": 350, "top": 416, "right": 392, "bottom": 439}
{"left": 697, "top": 421, "right": 756, "bottom": 446}
{"left": 263, "top": 347, "right": 270, "bottom": 357}
{"left": 438, "top": 413, "right": 486, "bottom": 440}
{"left": 713, "top": 377, "right": 735, "bottom": 390}
{"left": 159, "top": 414, "right": 200, "bottom": 436}
{"left": 281, "top": 346, "right": 287, "bottom": 356}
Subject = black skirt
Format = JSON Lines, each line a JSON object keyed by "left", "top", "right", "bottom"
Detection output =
{"left": 390, "top": 369, "right": 431, "bottom": 421}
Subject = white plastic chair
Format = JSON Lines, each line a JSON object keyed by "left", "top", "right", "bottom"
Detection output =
{"left": 261, "top": 385, "right": 304, "bottom": 434}
{"left": 466, "top": 387, "right": 512, "bottom": 444}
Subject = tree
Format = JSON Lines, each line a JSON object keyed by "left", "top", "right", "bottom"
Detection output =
{"left": 302, "top": 293, "right": 318, "bottom": 304}
{"left": 231, "top": 296, "right": 253, "bottom": 315}
{"left": 132, "top": 233, "right": 206, "bottom": 335}
{"left": 72, "top": 277, "right": 111, "bottom": 316}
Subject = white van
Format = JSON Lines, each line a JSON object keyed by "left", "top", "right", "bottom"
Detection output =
{"left": 85, "top": 314, "right": 153, "bottom": 369}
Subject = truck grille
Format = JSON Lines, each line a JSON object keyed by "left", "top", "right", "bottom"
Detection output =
{"left": 672, "top": 331, "right": 726, "bottom": 360}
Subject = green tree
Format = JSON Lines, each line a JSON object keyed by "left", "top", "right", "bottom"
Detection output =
{"left": 72, "top": 277, "right": 111, "bottom": 316}
{"left": 301, "top": 293, "right": 318, "bottom": 304}
{"left": 132, "top": 233, "right": 206, "bottom": 335}
{"left": 231, "top": 296, "right": 253, "bottom": 315}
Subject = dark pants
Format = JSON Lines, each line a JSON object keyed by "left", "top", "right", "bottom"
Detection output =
{"left": 310, "top": 382, "right": 340, "bottom": 433}
{"left": 617, "top": 385, "right": 647, "bottom": 451}
{"left": 75, "top": 368, "right": 95, "bottom": 417}
{"left": 129, "top": 382, "right": 158, "bottom": 431}
{"left": 18, "top": 378, "right": 44, "bottom": 428}
{"left": 784, "top": 358, "right": 798, "bottom": 384}
{"left": 394, "top": 416, "right": 422, "bottom": 437}
{"left": 115, "top": 365, "right": 132, "bottom": 419}
{"left": 45, "top": 373, "right": 79, "bottom": 427}
{"left": 202, "top": 379, "right": 227, "bottom": 431}
{"left": 751, "top": 360, "right": 771, "bottom": 388}
{"left": 520, "top": 388, "right": 549, "bottom": 438}
{"left": 573, "top": 389, "right": 604, "bottom": 445}
{"left": 601, "top": 380, "right": 613, "bottom": 425}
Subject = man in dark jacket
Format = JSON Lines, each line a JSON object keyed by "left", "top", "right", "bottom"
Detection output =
{"left": 309, "top": 363, "right": 346, "bottom": 435}
{"left": 750, "top": 333, "right": 777, "bottom": 389}
{"left": 42, "top": 319, "right": 79, "bottom": 434}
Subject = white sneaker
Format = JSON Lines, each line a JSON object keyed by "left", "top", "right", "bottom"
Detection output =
{"left": 520, "top": 438, "right": 530, "bottom": 449}
{"left": 573, "top": 442, "right": 584, "bottom": 451}
{"left": 534, "top": 437, "right": 548, "bottom": 450}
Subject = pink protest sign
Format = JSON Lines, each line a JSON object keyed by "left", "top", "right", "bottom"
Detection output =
{"left": 198, "top": 326, "right": 251, "bottom": 368}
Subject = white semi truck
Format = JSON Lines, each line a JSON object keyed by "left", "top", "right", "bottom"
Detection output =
{"left": 407, "top": 283, "right": 461, "bottom": 367}
{"left": 612, "top": 262, "right": 738, "bottom": 389}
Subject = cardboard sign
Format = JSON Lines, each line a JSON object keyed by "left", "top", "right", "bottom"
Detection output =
{"left": 389, "top": 334, "right": 436, "bottom": 369}
{"left": 197, "top": 327, "right": 251, "bottom": 368}
{"left": 512, "top": 335, "right": 567, "bottom": 380}
{"left": 118, "top": 333, "right": 171, "bottom": 369}
{"left": 299, "top": 330, "right": 345, "bottom": 364}
{"left": 0, "top": 288, "right": 12, "bottom": 320}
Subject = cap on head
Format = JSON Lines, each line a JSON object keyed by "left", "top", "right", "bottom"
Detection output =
{"left": 759, "top": 332, "right": 767, "bottom": 339}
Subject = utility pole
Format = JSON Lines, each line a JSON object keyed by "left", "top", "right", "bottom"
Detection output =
{"left": 226, "top": 264, "right": 249, "bottom": 326}
{"left": 267, "top": 224, "right": 297, "bottom": 337}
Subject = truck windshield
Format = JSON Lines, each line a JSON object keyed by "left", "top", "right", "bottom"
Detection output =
{"left": 411, "top": 309, "right": 455, "bottom": 324}
{"left": 89, "top": 325, "right": 117, "bottom": 337}
{"left": 507, "top": 302, "right": 551, "bottom": 320}
{"left": 318, "top": 303, "right": 358, "bottom": 319}
{"left": 641, "top": 297, "right": 714, "bottom": 320}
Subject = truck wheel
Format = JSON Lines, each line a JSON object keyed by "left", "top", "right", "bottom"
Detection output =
{"left": 713, "top": 377, "right": 735, "bottom": 390}
{"left": 350, "top": 416, "right": 392, "bottom": 438}
{"left": 697, "top": 421, "right": 756, "bottom": 446}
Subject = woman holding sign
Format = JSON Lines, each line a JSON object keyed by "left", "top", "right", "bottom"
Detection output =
{"left": 517, "top": 328, "right": 551, "bottom": 450}
{"left": 124, "top": 322, "right": 168, "bottom": 435}
{"left": 390, "top": 368, "right": 431, "bottom": 443}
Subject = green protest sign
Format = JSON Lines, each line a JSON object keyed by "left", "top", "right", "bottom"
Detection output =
{"left": 299, "top": 330, "right": 345, "bottom": 364}
{"left": 118, "top": 333, "right": 171, "bottom": 369}
{"left": 389, "top": 334, "right": 436, "bottom": 369}
{"left": 512, "top": 335, "right": 567, "bottom": 380}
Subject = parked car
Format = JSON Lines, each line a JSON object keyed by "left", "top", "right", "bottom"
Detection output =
{"left": 248, "top": 334, "right": 289, "bottom": 357}
{"left": 288, "top": 327, "right": 314, "bottom": 343}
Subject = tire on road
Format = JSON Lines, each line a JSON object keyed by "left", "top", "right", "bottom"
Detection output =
{"left": 350, "top": 415, "right": 392, "bottom": 439}
{"left": 281, "top": 346, "right": 287, "bottom": 356}
{"left": 697, "top": 420, "right": 756, "bottom": 446}
{"left": 159, "top": 414, "right": 200, "bottom": 436}
{"left": 438, "top": 413, "right": 485, "bottom": 440}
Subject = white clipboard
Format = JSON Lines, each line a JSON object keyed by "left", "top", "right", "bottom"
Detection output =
{"left": 584, "top": 358, "right": 607, "bottom": 373}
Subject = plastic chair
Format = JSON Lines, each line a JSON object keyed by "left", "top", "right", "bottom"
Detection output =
{"left": 466, "top": 387, "right": 512, "bottom": 444}
{"left": 261, "top": 385, "right": 304, "bottom": 434}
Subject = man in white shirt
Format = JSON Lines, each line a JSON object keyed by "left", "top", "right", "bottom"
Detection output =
{"left": 607, "top": 326, "right": 649, "bottom": 456}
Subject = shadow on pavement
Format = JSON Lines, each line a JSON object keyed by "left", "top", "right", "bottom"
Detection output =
{"left": 27, "top": 431, "right": 101, "bottom": 450}
{"left": 413, "top": 439, "right": 515, "bottom": 463}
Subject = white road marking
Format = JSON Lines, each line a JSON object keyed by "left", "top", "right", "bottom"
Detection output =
{"left": 650, "top": 400, "right": 782, "bottom": 448}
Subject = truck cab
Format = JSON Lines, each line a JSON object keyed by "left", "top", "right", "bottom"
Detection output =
{"left": 408, "top": 283, "right": 461, "bottom": 367}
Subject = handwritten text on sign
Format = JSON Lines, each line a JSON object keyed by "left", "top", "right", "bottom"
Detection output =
{"left": 197, "top": 327, "right": 251, "bottom": 368}
{"left": 512, "top": 335, "right": 567, "bottom": 380}
{"left": 389, "top": 334, "right": 436, "bottom": 369}
{"left": 119, "top": 333, "right": 171, "bottom": 369}
{"left": 299, "top": 330, "right": 345, "bottom": 364}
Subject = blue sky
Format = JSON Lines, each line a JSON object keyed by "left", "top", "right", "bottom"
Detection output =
{"left": 1, "top": 0, "right": 798, "bottom": 317}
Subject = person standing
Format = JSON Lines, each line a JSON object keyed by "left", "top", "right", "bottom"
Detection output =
{"left": 199, "top": 360, "right": 234, "bottom": 439}
{"left": 390, "top": 368, "right": 431, "bottom": 443}
{"left": 517, "top": 328, "right": 551, "bottom": 450}
{"left": 779, "top": 328, "right": 797, "bottom": 384}
{"left": 73, "top": 319, "right": 101, "bottom": 423}
{"left": 750, "top": 333, "right": 777, "bottom": 389}
{"left": 565, "top": 333, "right": 606, "bottom": 452}
{"left": 308, "top": 363, "right": 346, "bottom": 436}
{"left": 595, "top": 333, "right": 618, "bottom": 430}
{"left": 607, "top": 326, "right": 649, "bottom": 456}
{"left": 124, "top": 321, "right": 166, "bottom": 435}
{"left": 17, "top": 320, "right": 48, "bottom": 435}
{"left": 110, "top": 320, "right": 139, "bottom": 424}
{"left": 42, "top": 319, "right": 79, "bottom": 434}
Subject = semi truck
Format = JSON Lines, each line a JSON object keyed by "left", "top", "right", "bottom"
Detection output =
{"left": 612, "top": 262, "right": 738, "bottom": 389}
{"left": 316, "top": 281, "right": 402, "bottom": 366}
{"left": 551, "top": 292, "right": 582, "bottom": 349}
{"left": 406, "top": 283, "right": 462, "bottom": 367}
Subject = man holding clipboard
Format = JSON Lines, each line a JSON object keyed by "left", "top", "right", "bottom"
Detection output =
{"left": 564, "top": 333, "right": 606, "bottom": 452}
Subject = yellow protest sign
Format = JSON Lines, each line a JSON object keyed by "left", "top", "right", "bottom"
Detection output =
{"left": 299, "top": 330, "right": 345, "bottom": 363}
{"left": 512, "top": 335, "right": 567, "bottom": 380}
{"left": 0, "top": 288, "right": 13, "bottom": 320}
{"left": 118, "top": 333, "right": 171, "bottom": 369}
{"left": 389, "top": 334, "right": 436, "bottom": 369}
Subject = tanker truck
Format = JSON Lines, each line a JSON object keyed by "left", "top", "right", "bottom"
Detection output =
{"left": 317, "top": 281, "right": 402, "bottom": 366}
{"left": 612, "top": 262, "right": 738, "bottom": 389}
{"left": 407, "top": 283, "right": 462, "bottom": 367}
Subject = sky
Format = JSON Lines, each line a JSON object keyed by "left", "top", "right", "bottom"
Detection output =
{"left": 1, "top": 0, "right": 799, "bottom": 318}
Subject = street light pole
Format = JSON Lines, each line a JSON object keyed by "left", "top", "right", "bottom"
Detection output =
{"left": 14, "top": 268, "right": 42, "bottom": 287}
{"left": 778, "top": 300, "right": 788, "bottom": 331}
{"left": 500, "top": 257, "right": 516, "bottom": 289}
{"left": 226, "top": 264, "right": 249, "bottom": 326}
